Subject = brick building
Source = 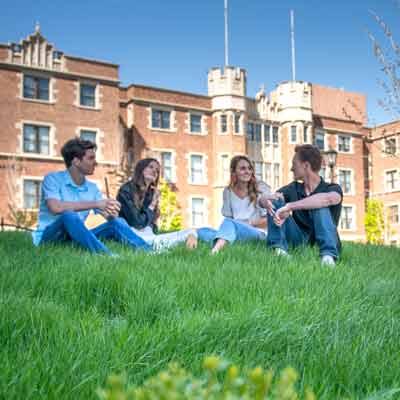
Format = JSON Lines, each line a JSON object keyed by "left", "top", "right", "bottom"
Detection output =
{"left": 1, "top": 28, "right": 399, "bottom": 244}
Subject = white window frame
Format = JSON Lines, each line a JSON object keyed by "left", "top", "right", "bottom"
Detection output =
{"left": 77, "top": 127, "right": 102, "bottom": 160}
{"left": 289, "top": 124, "right": 297, "bottom": 144}
{"left": 188, "top": 196, "right": 208, "bottom": 228}
{"left": 272, "top": 126, "right": 280, "bottom": 146}
{"left": 149, "top": 148, "right": 177, "bottom": 183}
{"left": 77, "top": 81, "right": 100, "bottom": 110}
{"left": 384, "top": 169, "right": 399, "bottom": 193}
{"left": 187, "top": 152, "right": 207, "bottom": 185}
{"left": 340, "top": 204, "right": 356, "bottom": 231}
{"left": 188, "top": 112, "right": 205, "bottom": 135}
{"left": 314, "top": 128, "right": 326, "bottom": 151}
{"left": 387, "top": 203, "right": 400, "bottom": 226}
{"left": 22, "top": 176, "right": 43, "bottom": 211}
{"left": 337, "top": 134, "right": 353, "bottom": 154}
{"left": 21, "top": 72, "right": 55, "bottom": 104}
{"left": 234, "top": 113, "right": 242, "bottom": 135}
{"left": 337, "top": 168, "right": 355, "bottom": 195}
{"left": 218, "top": 152, "right": 231, "bottom": 185}
{"left": 20, "top": 120, "right": 55, "bottom": 158}
{"left": 383, "top": 136, "right": 398, "bottom": 156}
{"left": 149, "top": 106, "right": 176, "bottom": 132}
{"left": 219, "top": 113, "right": 228, "bottom": 135}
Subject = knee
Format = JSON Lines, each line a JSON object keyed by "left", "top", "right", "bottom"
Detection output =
{"left": 109, "top": 217, "right": 128, "bottom": 227}
{"left": 60, "top": 211, "right": 80, "bottom": 222}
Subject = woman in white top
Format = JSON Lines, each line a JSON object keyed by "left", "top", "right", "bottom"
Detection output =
{"left": 197, "top": 155, "right": 282, "bottom": 253}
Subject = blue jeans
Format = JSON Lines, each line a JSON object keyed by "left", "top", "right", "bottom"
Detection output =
{"left": 267, "top": 199, "right": 340, "bottom": 259}
{"left": 198, "top": 218, "right": 266, "bottom": 244}
{"left": 39, "top": 211, "right": 151, "bottom": 254}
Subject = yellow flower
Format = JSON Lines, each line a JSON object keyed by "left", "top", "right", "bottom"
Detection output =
{"left": 203, "top": 356, "right": 221, "bottom": 371}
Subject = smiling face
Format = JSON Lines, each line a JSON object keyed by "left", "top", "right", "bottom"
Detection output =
{"left": 142, "top": 160, "right": 160, "bottom": 184}
{"left": 234, "top": 158, "right": 254, "bottom": 184}
{"left": 73, "top": 148, "right": 97, "bottom": 176}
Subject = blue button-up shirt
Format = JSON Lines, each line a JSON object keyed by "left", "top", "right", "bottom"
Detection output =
{"left": 32, "top": 170, "right": 103, "bottom": 245}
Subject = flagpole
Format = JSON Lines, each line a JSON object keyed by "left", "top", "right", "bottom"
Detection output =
{"left": 290, "top": 9, "right": 296, "bottom": 81}
{"left": 224, "top": 0, "right": 229, "bottom": 67}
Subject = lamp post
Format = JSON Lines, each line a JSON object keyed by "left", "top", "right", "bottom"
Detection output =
{"left": 323, "top": 149, "right": 338, "bottom": 183}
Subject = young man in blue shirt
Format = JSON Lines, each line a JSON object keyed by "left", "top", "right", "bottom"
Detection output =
{"left": 260, "top": 144, "right": 343, "bottom": 266}
{"left": 33, "top": 138, "right": 151, "bottom": 255}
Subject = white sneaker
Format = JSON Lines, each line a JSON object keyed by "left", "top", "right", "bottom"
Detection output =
{"left": 274, "top": 248, "right": 290, "bottom": 257}
{"left": 321, "top": 255, "right": 336, "bottom": 267}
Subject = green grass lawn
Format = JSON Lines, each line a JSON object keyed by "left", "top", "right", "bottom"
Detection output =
{"left": 1, "top": 232, "right": 399, "bottom": 399}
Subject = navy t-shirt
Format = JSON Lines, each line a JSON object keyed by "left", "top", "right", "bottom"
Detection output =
{"left": 278, "top": 178, "right": 343, "bottom": 238}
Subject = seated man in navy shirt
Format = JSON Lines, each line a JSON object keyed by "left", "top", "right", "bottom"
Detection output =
{"left": 259, "top": 144, "right": 342, "bottom": 266}
{"left": 33, "top": 138, "right": 151, "bottom": 255}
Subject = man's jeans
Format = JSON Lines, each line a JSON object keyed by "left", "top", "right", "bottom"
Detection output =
{"left": 267, "top": 199, "right": 339, "bottom": 259}
{"left": 39, "top": 211, "right": 151, "bottom": 254}
{"left": 198, "top": 218, "right": 266, "bottom": 244}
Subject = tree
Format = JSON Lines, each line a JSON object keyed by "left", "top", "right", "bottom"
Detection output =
{"left": 368, "top": 3, "right": 400, "bottom": 118}
{"left": 158, "top": 180, "right": 183, "bottom": 232}
{"left": 365, "top": 199, "right": 385, "bottom": 244}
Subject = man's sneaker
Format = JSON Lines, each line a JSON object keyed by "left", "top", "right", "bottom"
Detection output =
{"left": 321, "top": 255, "right": 336, "bottom": 267}
{"left": 274, "top": 247, "right": 290, "bottom": 257}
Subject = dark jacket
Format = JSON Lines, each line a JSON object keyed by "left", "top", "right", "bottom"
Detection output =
{"left": 117, "top": 181, "right": 158, "bottom": 232}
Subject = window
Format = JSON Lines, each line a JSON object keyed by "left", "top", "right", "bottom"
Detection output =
{"left": 338, "top": 170, "right": 352, "bottom": 194}
{"left": 23, "top": 180, "right": 41, "bottom": 209}
{"left": 247, "top": 122, "right": 254, "bottom": 141}
{"left": 220, "top": 115, "right": 227, "bottom": 133}
{"left": 264, "top": 124, "right": 271, "bottom": 144}
{"left": 152, "top": 109, "right": 171, "bottom": 130}
{"left": 290, "top": 125, "right": 297, "bottom": 143}
{"left": 265, "top": 163, "right": 272, "bottom": 186}
{"left": 234, "top": 114, "right": 241, "bottom": 134}
{"left": 23, "top": 75, "right": 49, "bottom": 101}
{"left": 190, "top": 154, "right": 204, "bottom": 184}
{"left": 80, "top": 83, "right": 96, "bottom": 107}
{"left": 385, "top": 138, "right": 397, "bottom": 155}
{"left": 319, "top": 167, "right": 326, "bottom": 181}
{"left": 303, "top": 126, "right": 308, "bottom": 143}
{"left": 254, "top": 124, "right": 262, "bottom": 142}
{"left": 385, "top": 170, "right": 398, "bottom": 191}
{"left": 23, "top": 124, "right": 50, "bottom": 155}
{"left": 314, "top": 130, "right": 325, "bottom": 150}
{"left": 273, "top": 163, "right": 280, "bottom": 188}
{"left": 220, "top": 154, "right": 230, "bottom": 183}
{"left": 272, "top": 126, "right": 279, "bottom": 145}
{"left": 80, "top": 130, "right": 97, "bottom": 144}
{"left": 161, "top": 152, "right": 173, "bottom": 182}
{"left": 190, "top": 114, "right": 202, "bottom": 133}
{"left": 340, "top": 206, "right": 354, "bottom": 230}
{"left": 191, "top": 198, "right": 205, "bottom": 227}
{"left": 388, "top": 205, "right": 399, "bottom": 224}
{"left": 338, "top": 135, "right": 351, "bottom": 152}
{"left": 254, "top": 162, "right": 263, "bottom": 181}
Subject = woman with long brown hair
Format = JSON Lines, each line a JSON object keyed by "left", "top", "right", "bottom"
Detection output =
{"left": 117, "top": 158, "right": 198, "bottom": 250}
{"left": 197, "top": 155, "right": 281, "bottom": 253}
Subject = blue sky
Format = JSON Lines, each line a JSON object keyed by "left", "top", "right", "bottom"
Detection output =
{"left": 1, "top": 0, "right": 399, "bottom": 125}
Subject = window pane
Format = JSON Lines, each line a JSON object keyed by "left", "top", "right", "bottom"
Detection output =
{"left": 264, "top": 125, "right": 270, "bottom": 143}
{"left": 23, "top": 125, "right": 37, "bottom": 153}
{"left": 272, "top": 126, "right": 279, "bottom": 144}
{"left": 23, "top": 76, "right": 36, "bottom": 98}
{"left": 152, "top": 110, "right": 161, "bottom": 128}
{"left": 38, "top": 126, "right": 50, "bottom": 155}
{"left": 315, "top": 131, "right": 325, "bottom": 150}
{"left": 38, "top": 78, "right": 49, "bottom": 100}
{"left": 234, "top": 115, "right": 240, "bottom": 133}
{"left": 80, "top": 130, "right": 97, "bottom": 143}
{"left": 388, "top": 205, "right": 399, "bottom": 224}
{"left": 265, "top": 163, "right": 272, "bottom": 185}
{"left": 247, "top": 123, "right": 254, "bottom": 141}
{"left": 385, "top": 138, "right": 396, "bottom": 155}
{"left": 273, "top": 163, "right": 280, "bottom": 188}
{"left": 220, "top": 155, "right": 230, "bottom": 183}
{"left": 161, "top": 152, "right": 172, "bottom": 181}
{"left": 254, "top": 162, "right": 263, "bottom": 181}
{"left": 338, "top": 135, "right": 351, "bottom": 152}
{"left": 191, "top": 198, "right": 204, "bottom": 227}
{"left": 291, "top": 125, "right": 297, "bottom": 142}
{"left": 220, "top": 115, "right": 227, "bottom": 133}
{"left": 161, "top": 111, "right": 170, "bottom": 129}
{"left": 23, "top": 180, "right": 41, "bottom": 209}
{"left": 190, "top": 155, "right": 203, "bottom": 183}
{"left": 339, "top": 170, "right": 352, "bottom": 193}
{"left": 190, "top": 114, "right": 201, "bottom": 133}
{"left": 303, "top": 126, "right": 308, "bottom": 143}
{"left": 80, "top": 84, "right": 96, "bottom": 107}
{"left": 254, "top": 124, "right": 262, "bottom": 142}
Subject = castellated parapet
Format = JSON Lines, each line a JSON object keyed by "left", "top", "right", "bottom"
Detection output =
{"left": 208, "top": 66, "right": 247, "bottom": 111}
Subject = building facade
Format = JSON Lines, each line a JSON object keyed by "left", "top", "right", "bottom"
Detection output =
{"left": 0, "top": 28, "right": 398, "bottom": 244}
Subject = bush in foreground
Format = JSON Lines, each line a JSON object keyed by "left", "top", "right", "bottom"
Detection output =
{"left": 97, "top": 356, "right": 315, "bottom": 400}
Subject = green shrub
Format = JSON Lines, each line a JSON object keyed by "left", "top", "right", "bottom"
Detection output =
{"left": 97, "top": 356, "right": 315, "bottom": 400}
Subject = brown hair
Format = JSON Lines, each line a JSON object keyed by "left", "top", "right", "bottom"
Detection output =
{"left": 131, "top": 158, "right": 160, "bottom": 211}
{"left": 294, "top": 144, "right": 322, "bottom": 172}
{"left": 229, "top": 155, "right": 259, "bottom": 205}
{"left": 61, "top": 138, "right": 97, "bottom": 168}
